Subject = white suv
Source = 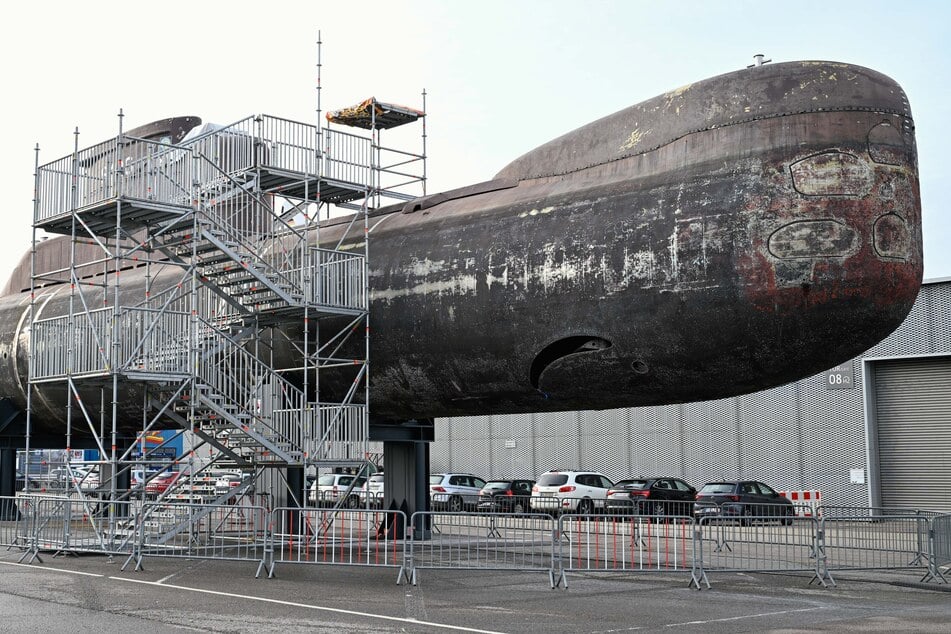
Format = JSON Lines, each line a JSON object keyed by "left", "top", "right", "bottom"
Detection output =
{"left": 309, "top": 473, "right": 367, "bottom": 508}
{"left": 530, "top": 470, "right": 614, "bottom": 514}
{"left": 429, "top": 473, "right": 487, "bottom": 512}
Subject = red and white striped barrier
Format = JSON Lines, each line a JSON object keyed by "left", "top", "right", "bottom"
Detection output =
{"left": 779, "top": 490, "right": 822, "bottom": 516}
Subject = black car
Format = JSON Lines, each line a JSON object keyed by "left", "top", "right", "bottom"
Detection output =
{"left": 477, "top": 479, "right": 536, "bottom": 514}
{"left": 605, "top": 477, "right": 696, "bottom": 516}
{"left": 693, "top": 480, "right": 795, "bottom": 525}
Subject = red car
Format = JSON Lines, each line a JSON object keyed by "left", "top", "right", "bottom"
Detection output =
{"left": 144, "top": 470, "right": 184, "bottom": 496}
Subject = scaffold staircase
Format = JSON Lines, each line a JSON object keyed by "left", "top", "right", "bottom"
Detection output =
{"left": 28, "top": 83, "right": 424, "bottom": 518}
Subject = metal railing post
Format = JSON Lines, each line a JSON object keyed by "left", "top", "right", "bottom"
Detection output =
{"left": 689, "top": 521, "right": 709, "bottom": 589}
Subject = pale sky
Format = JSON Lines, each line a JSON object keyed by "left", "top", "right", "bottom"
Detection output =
{"left": 3, "top": 0, "right": 948, "bottom": 283}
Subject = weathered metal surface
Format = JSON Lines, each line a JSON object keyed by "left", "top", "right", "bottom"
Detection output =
{"left": 0, "top": 60, "right": 922, "bottom": 434}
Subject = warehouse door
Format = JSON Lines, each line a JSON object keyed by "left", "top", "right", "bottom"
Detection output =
{"left": 874, "top": 356, "right": 951, "bottom": 512}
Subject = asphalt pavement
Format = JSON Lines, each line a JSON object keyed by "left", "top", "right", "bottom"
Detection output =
{"left": 1, "top": 550, "right": 949, "bottom": 633}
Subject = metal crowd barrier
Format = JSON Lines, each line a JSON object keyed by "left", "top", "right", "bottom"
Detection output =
{"left": 924, "top": 514, "right": 951, "bottom": 583}
{"left": 697, "top": 514, "right": 825, "bottom": 587}
{"left": 818, "top": 506, "right": 937, "bottom": 583}
{"left": 0, "top": 495, "right": 32, "bottom": 553}
{"left": 12, "top": 494, "right": 136, "bottom": 562}
{"left": 7, "top": 494, "right": 950, "bottom": 590}
{"left": 555, "top": 513, "right": 700, "bottom": 588}
{"left": 122, "top": 501, "right": 268, "bottom": 573}
{"left": 408, "top": 511, "right": 556, "bottom": 586}
{"left": 265, "top": 507, "right": 407, "bottom": 580}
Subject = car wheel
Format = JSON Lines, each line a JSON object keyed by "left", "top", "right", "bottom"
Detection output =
{"left": 741, "top": 505, "right": 753, "bottom": 527}
{"left": 652, "top": 501, "right": 667, "bottom": 520}
{"left": 346, "top": 495, "right": 360, "bottom": 509}
{"left": 577, "top": 499, "right": 594, "bottom": 516}
{"left": 513, "top": 501, "right": 525, "bottom": 515}
{"left": 782, "top": 506, "right": 794, "bottom": 526}
{"left": 448, "top": 495, "right": 464, "bottom": 512}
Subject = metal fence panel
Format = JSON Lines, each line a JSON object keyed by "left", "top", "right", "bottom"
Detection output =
{"left": 697, "top": 515, "right": 824, "bottom": 585}
{"left": 925, "top": 514, "right": 951, "bottom": 583}
{"left": 821, "top": 513, "right": 931, "bottom": 574}
{"left": 409, "top": 511, "right": 555, "bottom": 586}
{"left": 22, "top": 496, "right": 136, "bottom": 556}
{"left": 556, "top": 513, "right": 699, "bottom": 588}
{"left": 0, "top": 495, "right": 32, "bottom": 552}
{"left": 266, "top": 507, "right": 406, "bottom": 579}
{"left": 126, "top": 501, "right": 268, "bottom": 572}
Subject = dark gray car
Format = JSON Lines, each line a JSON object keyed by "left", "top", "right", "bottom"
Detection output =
{"left": 694, "top": 480, "right": 795, "bottom": 525}
{"left": 477, "top": 479, "right": 536, "bottom": 514}
{"left": 605, "top": 477, "right": 696, "bottom": 517}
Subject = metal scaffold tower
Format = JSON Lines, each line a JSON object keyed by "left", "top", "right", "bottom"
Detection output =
{"left": 25, "top": 42, "right": 425, "bottom": 531}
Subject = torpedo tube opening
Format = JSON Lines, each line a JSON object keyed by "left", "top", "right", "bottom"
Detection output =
{"left": 530, "top": 336, "right": 612, "bottom": 389}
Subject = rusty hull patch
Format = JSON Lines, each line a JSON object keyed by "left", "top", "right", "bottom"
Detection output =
{"left": 790, "top": 151, "right": 872, "bottom": 197}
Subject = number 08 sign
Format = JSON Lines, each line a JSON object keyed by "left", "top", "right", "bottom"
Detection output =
{"left": 825, "top": 362, "right": 854, "bottom": 390}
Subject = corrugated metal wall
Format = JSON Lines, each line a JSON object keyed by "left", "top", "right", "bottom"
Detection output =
{"left": 874, "top": 357, "right": 951, "bottom": 512}
{"left": 432, "top": 280, "right": 951, "bottom": 508}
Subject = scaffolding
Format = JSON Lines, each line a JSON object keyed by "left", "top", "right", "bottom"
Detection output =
{"left": 25, "top": 49, "right": 425, "bottom": 529}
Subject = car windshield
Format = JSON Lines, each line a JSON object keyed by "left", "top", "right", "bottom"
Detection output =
{"left": 537, "top": 473, "right": 569, "bottom": 486}
{"left": 483, "top": 481, "right": 511, "bottom": 491}
{"left": 700, "top": 483, "right": 736, "bottom": 494}
{"left": 428, "top": 475, "right": 444, "bottom": 485}
{"left": 614, "top": 479, "right": 649, "bottom": 489}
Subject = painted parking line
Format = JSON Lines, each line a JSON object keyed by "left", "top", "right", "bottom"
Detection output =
{"left": 111, "top": 576, "right": 508, "bottom": 634}
{"left": 664, "top": 606, "right": 826, "bottom": 627}
{"left": 0, "top": 560, "right": 104, "bottom": 577}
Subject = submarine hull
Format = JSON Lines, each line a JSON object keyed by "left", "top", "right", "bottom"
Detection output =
{"left": 0, "top": 60, "right": 922, "bottom": 434}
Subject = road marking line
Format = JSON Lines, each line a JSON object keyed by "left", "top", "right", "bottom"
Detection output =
{"left": 664, "top": 606, "right": 826, "bottom": 627}
{"left": 0, "top": 560, "right": 104, "bottom": 577}
{"left": 110, "top": 576, "right": 507, "bottom": 633}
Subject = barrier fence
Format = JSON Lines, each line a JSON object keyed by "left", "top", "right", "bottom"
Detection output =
{"left": 123, "top": 500, "right": 269, "bottom": 573}
{"left": 265, "top": 507, "right": 407, "bottom": 580}
{"left": 697, "top": 515, "right": 824, "bottom": 587}
{"left": 409, "top": 511, "right": 555, "bottom": 585}
{"left": 0, "top": 495, "right": 31, "bottom": 553}
{"left": 6, "top": 495, "right": 950, "bottom": 589}
{"left": 817, "top": 506, "right": 940, "bottom": 584}
{"left": 31, "top": 496, "right": 136, "bottom": 558}
{"left": 927, "top": 514, "right": 951, "bottom": 583}
{"left": 555, "top": 514, "right": 699, "bottom": 588}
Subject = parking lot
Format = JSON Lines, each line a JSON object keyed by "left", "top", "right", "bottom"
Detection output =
{"left": 2, "top": 548, "right": 951, "bottom": 633}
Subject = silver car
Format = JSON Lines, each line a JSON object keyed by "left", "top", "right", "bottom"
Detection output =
{"left": 429, "top": 473, "right": 486, "bottom": 512}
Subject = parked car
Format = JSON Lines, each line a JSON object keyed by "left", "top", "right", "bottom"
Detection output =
{"left": 477, "top": 479, "right": 536, "bottom": 514}
{"left": 214, "top": 472, "right": 249, "bottom": 496}
{"left": 359, "top": 472, "right": 385, "bottom": 508}
{"left": 73, "top": 467, "right": 100, "bottom": 491}
{"left": 693, "top": 481, "right": 795, "bottom": 525}
{"left": 145, "top": 470, "right": 185, "bottom": 496}
{"left": 131, "top": 467, "right": 166, "bottom": 488}
{"left": 310, "top": 473, "right": 367, "bottom": 508}
{"left": 605, "top": 477, "right": 697, "bottom": 517}
{"left": 48, "top": 466, "right": 99, "bottom": 491}
{"left": 429, "top": 473, "right": 487, "bottom": 512}
{"left": 530, "top": 470, "right": 614, "bottom": 515}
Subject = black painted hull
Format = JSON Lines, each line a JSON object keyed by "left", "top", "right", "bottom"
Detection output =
{"left": 0, "top": 61, "right": 922, "bottom": 433}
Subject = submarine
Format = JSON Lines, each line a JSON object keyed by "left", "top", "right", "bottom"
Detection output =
{"left": 0, "top": 59, "right": 922, "bottom": 437}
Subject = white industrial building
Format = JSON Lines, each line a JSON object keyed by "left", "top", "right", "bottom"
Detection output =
{"left": 432, "top": 278, "right": 951, "bottom": 511}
